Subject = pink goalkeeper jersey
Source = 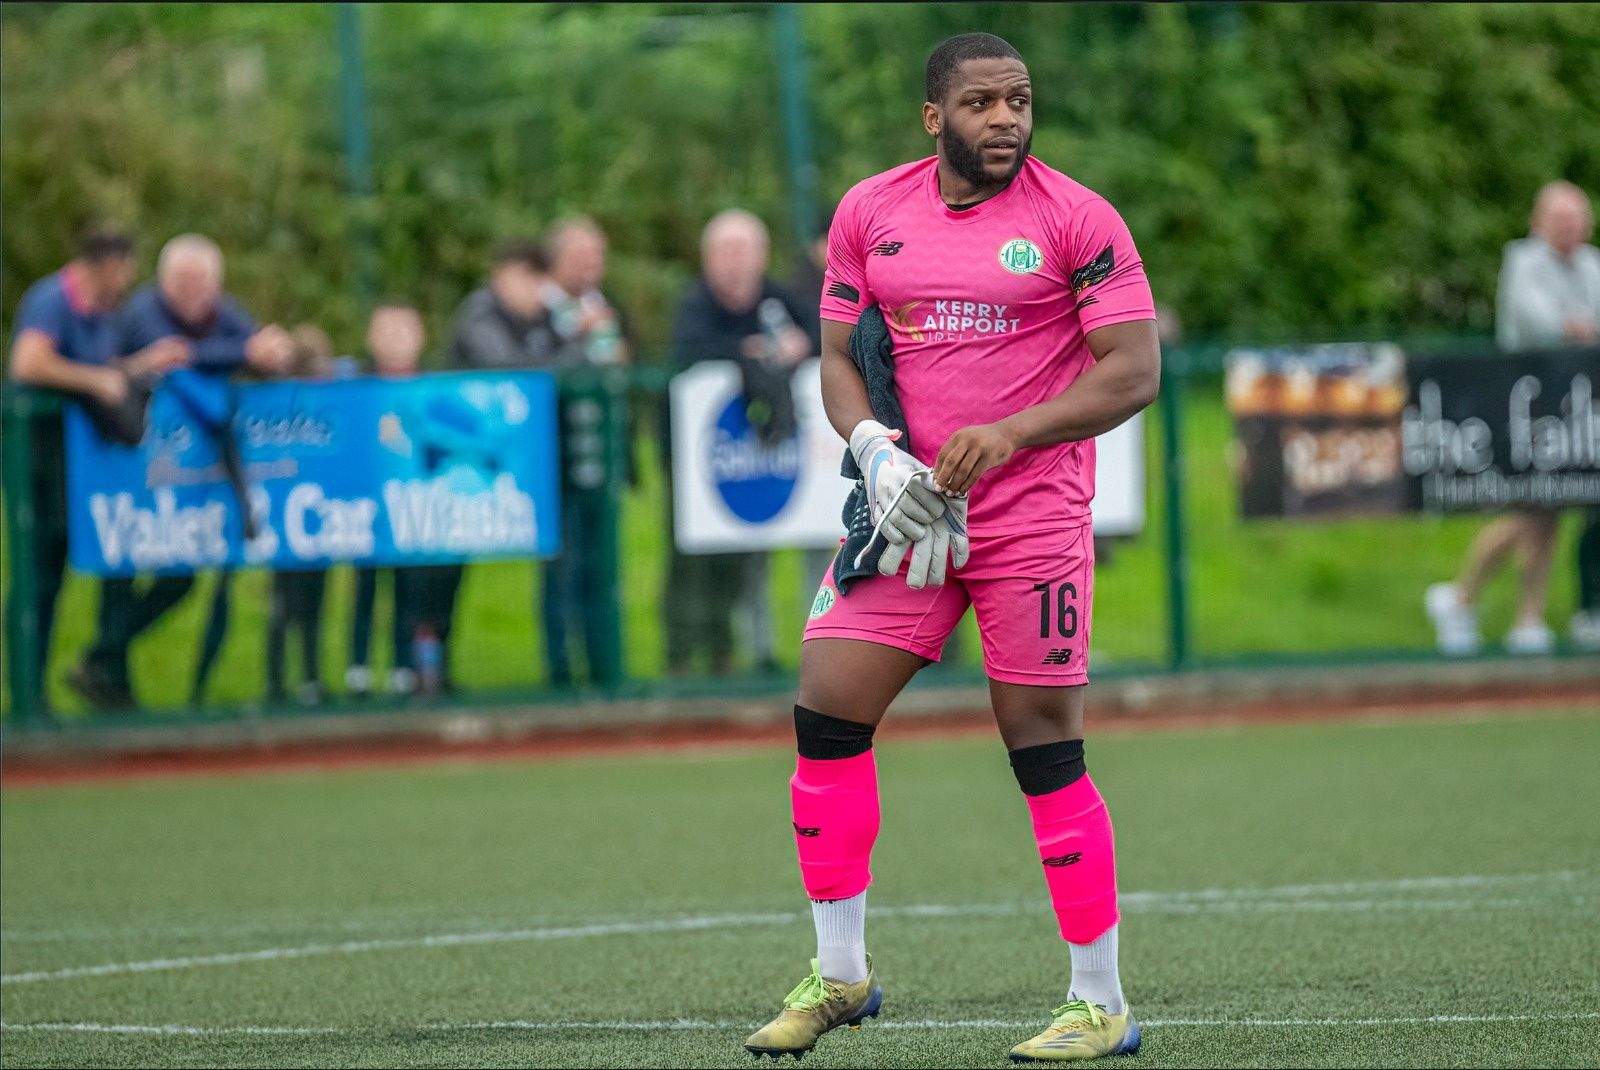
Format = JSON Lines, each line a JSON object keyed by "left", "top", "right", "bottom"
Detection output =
{"left": 820, "top": 155, "right": 1155, "bottom": 535}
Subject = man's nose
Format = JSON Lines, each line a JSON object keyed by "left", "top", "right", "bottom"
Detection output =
{"left": 990, "top": 102, "right": 1020, "bottom": 129}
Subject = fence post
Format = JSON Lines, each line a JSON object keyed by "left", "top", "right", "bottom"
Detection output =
{"left": 1160, "top": 350, "right": 1192, "bottom": 670}
{"left": 3, "top": 390, "right": 44, "bottom": 721}
{"left": 772, "top": 3, "right": 819, "bottom": 251}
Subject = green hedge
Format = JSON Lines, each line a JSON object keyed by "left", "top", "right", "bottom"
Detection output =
{"left": 4, "top": 3, "right": 1598, "bottom": 357}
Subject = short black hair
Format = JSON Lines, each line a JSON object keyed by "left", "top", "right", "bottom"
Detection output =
{"left": 491, "top": 237, "right": 549, "bottom": 273}
{"left": 925, "top": 32, "right": 1024, "bottom": 105}
{"left": 76, "top": 227, "right": 135, "bottom": 263}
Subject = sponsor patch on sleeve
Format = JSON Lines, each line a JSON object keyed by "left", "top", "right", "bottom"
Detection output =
{"left": 1070, "top": 244, "right": 1115, "bottom": 294}
{"left": 826, "top": 281, "right": 861, "bottom": 304}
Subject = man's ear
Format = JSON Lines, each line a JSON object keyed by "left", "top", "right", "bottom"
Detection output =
{"left": 922, "top": 101, "right": 940, "bottom": 138}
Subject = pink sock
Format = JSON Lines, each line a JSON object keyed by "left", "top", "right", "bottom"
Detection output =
{"left": 1024, "top": 774, "right": 1119, "bottom": 943}
{"left": 790, "top": 752, "right": 880, "bottom": 900}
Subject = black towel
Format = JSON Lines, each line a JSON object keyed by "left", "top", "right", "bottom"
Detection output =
{"left": 832, "top": 306, "right": 911, "bottom": 594}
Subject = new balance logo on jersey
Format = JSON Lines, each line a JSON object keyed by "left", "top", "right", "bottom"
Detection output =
{"left": 870, "top": 241, "right": 904, "bottom": 256}
{"left": 1041, "top": 648, "right": 1073, "bottom": 665}
{"left": 793, "top": 823, "right": 821, "bottom": 838}
{"left": 826, "top": 281, "right": 861, "bottom": 304}
{"left": 1042, "top": 852, "right": 1083, "bottom": 867}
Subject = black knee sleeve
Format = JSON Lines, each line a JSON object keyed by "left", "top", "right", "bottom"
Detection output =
{"left": 1008, "top": 739, "right": 1086, "bottom": 796}
{"left": 794, "top": 704, "right": 876, "bottom": 760}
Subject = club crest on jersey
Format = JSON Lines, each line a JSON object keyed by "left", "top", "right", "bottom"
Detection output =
{"left": 998, "top": 237, "right": 1043, "bottom": 275}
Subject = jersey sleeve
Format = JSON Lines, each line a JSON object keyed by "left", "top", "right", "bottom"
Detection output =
{"left": 11, "top": 282, "right": 70, "bottom": 347}
{"left": 1066, "top": 197, "right": 1155, "bottom": 334}
{"left": 818, "top": 186, "right": 873, "bottom": 324}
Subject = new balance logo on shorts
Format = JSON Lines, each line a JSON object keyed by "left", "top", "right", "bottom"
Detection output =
{"left": 1042, "top": 852, "right": 1083, "bottom": 867}
{"left": 793, "top": 823, "right": 821, "bottom": 838}
{"left": 870, "top": 240, "right": 904, "bottom": 256}
{"left": 1041, "top": 648, "right": 1073, "bottom": 665}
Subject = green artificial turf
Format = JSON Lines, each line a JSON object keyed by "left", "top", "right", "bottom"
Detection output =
{"left": 10, "top": 390, "right": 1588, "bottom": 717}
{"left": 3, "top": 707, "right": 1597, "bottom": 1068}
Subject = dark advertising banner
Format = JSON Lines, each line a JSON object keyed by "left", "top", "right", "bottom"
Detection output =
{"left": 66, "top": 370, "right": 562, "bottom": 575}
{"left": 1403, "top": 347, "right": 1600, "bottom": 511}
{"left": 1227, "top": 344, "right": 1600, "bottom": 518}
{"left": 1227, "top": 343, "right": 1410, "bottom": 518}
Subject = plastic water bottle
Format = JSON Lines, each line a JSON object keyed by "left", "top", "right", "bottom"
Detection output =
{"left": 412, "top": 625, "right": 442, "bottom": 697}
{"left": 757, "top": 297, "right": 797, "bottom": 361}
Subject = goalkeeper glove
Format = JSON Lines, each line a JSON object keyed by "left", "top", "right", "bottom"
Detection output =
{"left": 850, "top": 419, "right": 947, "bottom": 578}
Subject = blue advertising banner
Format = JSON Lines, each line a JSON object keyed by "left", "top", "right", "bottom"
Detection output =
{"left": 66, "top": 370, "right": 561, "bottom": 574}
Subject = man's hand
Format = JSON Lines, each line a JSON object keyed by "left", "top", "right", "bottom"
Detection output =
{"left": 245, "top": 325, "right": 295, "bottom": 375}
{"left": 933, "top": 422, "right": 1020, "bottom": 495}
{"left": 1564, "top": 318, "right": 1600, "bottom": 343}
{"left": 849, "top": 419, "right": 947, "bottom": 575}
{"left": 89, "top": 366, "right": 131, "bottom": 409}
{"left": 121, "top": 337, "right": 191, "bottom": 380}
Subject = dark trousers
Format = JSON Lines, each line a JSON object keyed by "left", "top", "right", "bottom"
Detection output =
{"left": 1579, "top": 509, "right": 1600, "bottom": 613}
{"left": 11, "top": 415, "right": 69, "bottom": 706}
{"left": 665, "top": 548, "right": 748, "bottom": 675}
{"left": 267, "top": 569, "right": 328, "bottom": 699}
{"left": 88, "top": 574, "right": 196, "bottom": 687}
{"left": 353, "top": 567, "right": 413, "bottom": 671}
{"left": 541, "top": 491, "right": 619, "bottom": 686}
{"left": 407, "top": 564, "right": 463, "bottom": 689}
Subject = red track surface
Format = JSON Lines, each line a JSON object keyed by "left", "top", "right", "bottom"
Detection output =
{"left": 4, "top": 685, "right": 1594, "bottom": 788}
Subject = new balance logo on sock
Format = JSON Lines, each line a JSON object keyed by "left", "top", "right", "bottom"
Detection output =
{"left": 793, "top": 823, "right": 821, "bottom": 837}
{"left": 1043, "top": 852, "right": 1083, "bottom": 867}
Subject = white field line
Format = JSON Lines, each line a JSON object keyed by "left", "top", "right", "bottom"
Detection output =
{"left": 4, "top": 1012, "right": 1598, "bottom": 1037}
{"left": 4, "top": 869, "right": 1581, "bottom": 945}
{"left": 3, "top": 871, "right": 1592, "bottom": 987}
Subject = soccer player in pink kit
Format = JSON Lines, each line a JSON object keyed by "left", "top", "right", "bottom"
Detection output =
{"left": 742, "top": 33, "right": 1160, "bottom": 1063}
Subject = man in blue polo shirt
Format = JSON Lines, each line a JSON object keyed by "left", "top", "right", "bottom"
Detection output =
{"left": 67, "top": 233, "right": 294, "bottom": 710}
{"left": 7, "top": 229, "right": 191, "bottom": 713}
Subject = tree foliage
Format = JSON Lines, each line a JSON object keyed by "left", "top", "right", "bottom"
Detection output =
{"left": 3, "top": 2, "right": 1598, "bottom": 357}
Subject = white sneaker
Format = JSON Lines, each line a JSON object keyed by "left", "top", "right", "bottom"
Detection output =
{"left": 345, "top": 665, "right": 374, "bottom": 695}
{"left": 1504, "top": 621, "right": 1555, "bottom": 656}
{"left": 1425, "top": 583, "right": 1480, "bottom": 655}
{"left": 1570, "top": 610, "right": 1600, "bottom": 653}
{"left": 387, "top": 667, "right": 418, "bottom": 695}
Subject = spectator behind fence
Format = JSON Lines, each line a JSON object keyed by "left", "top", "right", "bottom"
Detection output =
{"left": 67, "top": 234, "right": 295, "bottom": 711}
{"left": 261, "top": 325, "right": 338, "bottom": 706}
{"left": 538, "top": 217, "right": 636, "bottom": 687}
{"left": 1426, "top": 181, "right": 1600, "bottom": 656}
{"left": 347, "top": 302, "right": 433, "bottom": 697}
{"left": 433, "top": 238, "right": 567, "bottom": 693}
{"left": 5, "top": 228, "right": 187, "bottom": 713}
{"left": 666, "top": 209, "right": 817, "bottom": 676}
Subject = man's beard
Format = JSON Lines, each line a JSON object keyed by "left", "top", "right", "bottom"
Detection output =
{"left": 940, "top": 126, "right": 1030, "bottom": 195}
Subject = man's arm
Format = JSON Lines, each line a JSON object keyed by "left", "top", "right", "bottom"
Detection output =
{"left": 9, "top": 328, "right": 127, "bottom": 406}
{"left": 670, "top": 290, "right": 749, "bottom": 369}
{"left": 187, "top": 299, "right": 256, "bottom": 368}
{"left": 818, "top": 317, "right": 876, "bottom": 442}
{"left": 932, "top": 318, "right": 1161, "bottom": 494}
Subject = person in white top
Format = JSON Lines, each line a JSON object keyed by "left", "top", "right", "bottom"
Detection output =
{"left": 1427, "top": 181, "right": 1600, "bottom": 655}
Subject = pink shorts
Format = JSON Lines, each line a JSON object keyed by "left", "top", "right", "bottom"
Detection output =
{"left": 803, "top": 523, "right": 1094, "bottom": 686}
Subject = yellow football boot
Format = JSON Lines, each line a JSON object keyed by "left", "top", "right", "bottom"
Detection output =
{"left": 1008, "top": 999, "right": 1141, "bottom": 1062}
{"left": 743, "top": 956, "right": 883, "bottom": 1060}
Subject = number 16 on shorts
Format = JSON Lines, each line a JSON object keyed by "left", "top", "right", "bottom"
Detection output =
{"left": 1031, "top": 580, "right": 1079, "bottom": 669}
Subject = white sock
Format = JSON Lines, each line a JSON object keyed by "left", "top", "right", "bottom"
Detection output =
{"left": 1068, "top": 924, "right": 1125, "bottom": 1014}
{"left": 811, "top": 892, "right": 868, "bottom": 982}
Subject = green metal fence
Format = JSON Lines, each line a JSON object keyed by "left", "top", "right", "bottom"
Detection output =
{"left": 4, "top": 335, "right": 1596, "bottom": 727}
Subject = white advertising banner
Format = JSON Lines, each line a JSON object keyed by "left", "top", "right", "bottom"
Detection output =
{"left": 670, "top": 359, "right": 1144, "bottom": 553}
